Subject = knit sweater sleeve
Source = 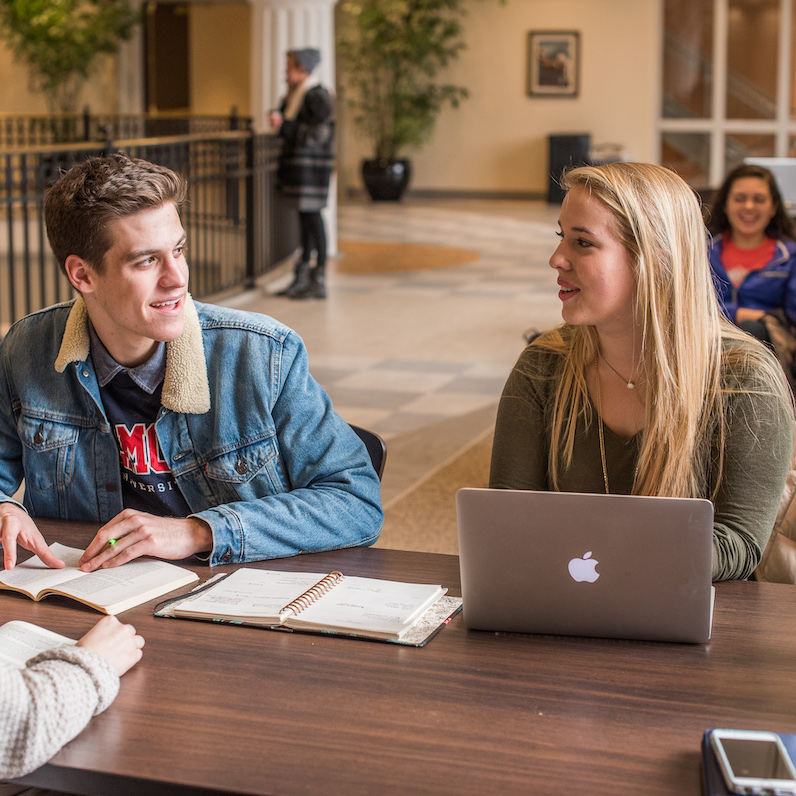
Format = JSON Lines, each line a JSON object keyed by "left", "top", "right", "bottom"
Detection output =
{"left": 0, "top": 646, "right": 119, "bottom": 779}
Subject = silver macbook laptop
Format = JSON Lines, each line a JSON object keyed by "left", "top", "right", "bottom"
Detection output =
{"left": 456, "top": 488, "right": 714, "bottom": 643}
{"left": 744, "top": 157, "right": 796, "bottom": 216}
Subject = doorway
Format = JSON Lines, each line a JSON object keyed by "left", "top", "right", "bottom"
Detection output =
{"left": 145, "top": 2, "right": 191, "bottom": 113}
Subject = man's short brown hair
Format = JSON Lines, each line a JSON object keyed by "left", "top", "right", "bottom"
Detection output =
{"left": 44, "top": 153, "right": 187, "bottom": 274}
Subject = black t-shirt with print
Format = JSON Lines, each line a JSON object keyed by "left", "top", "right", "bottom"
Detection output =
{"left": 100, "top": 370, "right": 192, "bottom": 517}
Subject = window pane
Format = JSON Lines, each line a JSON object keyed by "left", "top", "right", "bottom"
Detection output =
{"left": 725, "top": 133, "right": 775, "bottom": 174}
{"left": 726, "top": 0, "right": 779, "bottom": 119}
{"left": 663, "top": 0, "right": 714, "bottom": 118}
{"left": 662, "top": 132, "right": 711, "bottom": 187}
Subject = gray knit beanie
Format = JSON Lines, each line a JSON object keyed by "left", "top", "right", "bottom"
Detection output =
{"left": 290, "top": 48, "right": 321, "bottom": 74}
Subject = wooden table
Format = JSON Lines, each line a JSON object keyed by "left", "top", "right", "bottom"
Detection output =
{"left": 5, "top": 520, "right": 796, "bottom": 796}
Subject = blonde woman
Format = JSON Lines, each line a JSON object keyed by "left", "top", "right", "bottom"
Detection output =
{"left": 489, "top": 162, "right": 794, "bottom": 581}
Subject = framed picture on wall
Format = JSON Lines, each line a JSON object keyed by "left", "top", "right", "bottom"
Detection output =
{"left": 527, "top": 31, "right": 580, "bottom": 98}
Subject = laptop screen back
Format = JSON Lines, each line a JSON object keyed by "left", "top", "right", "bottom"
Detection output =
{"left": 456, "top": 488, "right": 714, "bottom": 643}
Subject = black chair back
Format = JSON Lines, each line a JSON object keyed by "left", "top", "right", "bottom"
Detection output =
{"left": 349, "top": 424, "right": 387, "bottom": 481}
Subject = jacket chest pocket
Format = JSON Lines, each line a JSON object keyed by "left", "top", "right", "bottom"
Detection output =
{"left": 19, "top": 416, "right": 78, "bottom": 491}
{"left": 202, "top": 436, "right": 286, "bottom": 501}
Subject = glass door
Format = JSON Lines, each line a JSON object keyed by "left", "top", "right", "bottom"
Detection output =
{"left": 660, "top": 0, "right": 796, "bottom": 188}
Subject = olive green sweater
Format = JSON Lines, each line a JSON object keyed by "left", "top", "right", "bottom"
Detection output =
{"left": 489, "top": 339, "right": 793, "bottom": 581}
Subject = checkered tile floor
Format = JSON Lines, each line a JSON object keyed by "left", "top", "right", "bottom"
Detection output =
{"left": 309, "top": 355, "right": 512, "bottom": 437}
{"left": 227, "top": 198, "right": 562, "bottom": 440}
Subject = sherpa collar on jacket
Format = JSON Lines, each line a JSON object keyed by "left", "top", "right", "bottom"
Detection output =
{"left": 53, "top": 295, "right": 211, "bottom": 415}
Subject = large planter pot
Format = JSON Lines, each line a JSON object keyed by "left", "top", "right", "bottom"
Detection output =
{"left": 361, "top": 158, "right": 412, "bottom": 201}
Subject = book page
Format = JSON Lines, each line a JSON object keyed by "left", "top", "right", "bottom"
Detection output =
{"left": 54, "top": 559, "right": 198, "bottom": 614}
{"left": 285, "top": 577, "right": 446, "bottom": 638}
{"left": 0, "top": 543, "right": 198, "bottom": 614}
{"left": 175, "top": 569, "right": 326, "bottom": 623}
{"left": 0, "top": 620, "right": 76, "bottom": 669}
{"left": 0, "top": 543, "right": 84, "bottom": 597}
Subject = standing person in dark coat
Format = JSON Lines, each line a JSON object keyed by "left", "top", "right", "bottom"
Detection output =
{"left": 269, "top": 48, "right": 335, "bottom": 300}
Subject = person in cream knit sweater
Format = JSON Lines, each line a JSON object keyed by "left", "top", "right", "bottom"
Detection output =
{"left": 0, "top": 615, "right": 143, "bottom": 788}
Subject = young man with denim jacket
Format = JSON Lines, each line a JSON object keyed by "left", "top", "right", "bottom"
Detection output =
{"left": 0, "top": 154, "right": 382, "bottom": 572}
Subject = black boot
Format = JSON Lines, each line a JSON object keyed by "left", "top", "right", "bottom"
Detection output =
{"left": 291, "top": 263, "right": 326, "bottom": 300}
{"left": 276, "top": 261, "right": 311, "bottom": 297}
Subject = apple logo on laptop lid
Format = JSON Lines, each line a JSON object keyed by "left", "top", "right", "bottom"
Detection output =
{"left": 568, "top": 551, "right": 599, "bottom": 583}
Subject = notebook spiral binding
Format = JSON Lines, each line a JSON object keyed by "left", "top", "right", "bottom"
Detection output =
{"left": 280, "top": 571, "right": 344, "bottom": 615}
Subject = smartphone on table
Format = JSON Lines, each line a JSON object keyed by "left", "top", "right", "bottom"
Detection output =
{"left": 710, "top": 729, "right": 796, "bottom": 795}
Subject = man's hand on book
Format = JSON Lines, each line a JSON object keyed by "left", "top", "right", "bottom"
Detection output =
{"left": 79, "top": 510, "right": 213, "bottom": 571}
{"left": 0, "top": 504, "right": 65, "bottom": 570}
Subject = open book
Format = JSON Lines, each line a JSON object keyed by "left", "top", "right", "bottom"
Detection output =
{"left": 156, "top": 568, "right": 462, "bottom": 646}
{"left": 0, "top": 620, "right": 76, "bottom": 669}
{"left": 0, "top": 542, "right": 199, "bottom": 615}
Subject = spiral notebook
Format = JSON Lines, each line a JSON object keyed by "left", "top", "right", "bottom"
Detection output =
{"left": 154, "top": 568, "right": 462, "bottom": 646}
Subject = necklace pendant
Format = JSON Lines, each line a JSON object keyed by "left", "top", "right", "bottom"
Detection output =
{"left": 627, "top": 381, "right": 635, "bottom": 390}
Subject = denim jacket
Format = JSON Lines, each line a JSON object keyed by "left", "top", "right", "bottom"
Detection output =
{"left": 708, "top": 234, "right": 796, "bottom": 323}
{"left": 0, "top": 296, "right": 383, "bottom": 565}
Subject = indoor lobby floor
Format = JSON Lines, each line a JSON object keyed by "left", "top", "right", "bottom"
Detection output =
{"left": 221, "top": 197, "right": 563, "bottom": 552}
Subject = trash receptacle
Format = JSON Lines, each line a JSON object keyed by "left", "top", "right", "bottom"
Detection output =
{"left": 547, "top": 133, "right": 591, "bottom": 203}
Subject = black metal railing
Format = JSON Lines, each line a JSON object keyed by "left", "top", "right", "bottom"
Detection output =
{"left": 0, "top": 108, "right": 252, "bottom": 150}
{"left": 0, "top": 130, "right": 298, "bottom": 334}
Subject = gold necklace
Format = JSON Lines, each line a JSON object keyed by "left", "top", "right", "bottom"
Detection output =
{"left": 600, "top": 352, "right": 637, "bottom": 390}
{"left": 594, "top": 356, "right": 610, "bottom": 494}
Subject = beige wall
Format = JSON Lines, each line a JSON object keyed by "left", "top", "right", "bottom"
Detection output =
{"left": 189, "top": 3, "right": 251, "bottom": 116}
{"left": 0, "top": 0, "right": 659, "bottom": 197}
{"left": 0, "top": 2, "right": 252, "bottom": 118}
{"left": 338, "top": 0, "right": 661, "bottom": 196}
{"left": 0, "top": 46, "right": 120, "bottom": 114}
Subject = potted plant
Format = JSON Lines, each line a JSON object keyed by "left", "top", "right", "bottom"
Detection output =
{"left": 337, "top": 0, "right": 482, "bottom": 201}
{"left": 0, "top": 0, "right": 139, "bottom": 117}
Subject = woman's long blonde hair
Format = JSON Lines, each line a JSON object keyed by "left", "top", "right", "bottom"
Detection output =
{"left": 540, "top": 162, "right": 791, "bottom": 498}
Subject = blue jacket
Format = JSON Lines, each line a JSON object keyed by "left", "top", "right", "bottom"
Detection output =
{"left": 0, "top": 297, "right": 383, "bottom": 565}
{"left": 708, "top": 234, "right": 796, "bottom": 322}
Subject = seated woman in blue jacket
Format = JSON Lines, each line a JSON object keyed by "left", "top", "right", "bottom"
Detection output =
{"left": 707, "top": 163, "right": 796, "bottom": 343}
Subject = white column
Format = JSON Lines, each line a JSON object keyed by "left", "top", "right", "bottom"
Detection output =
{"left": 116, "top": 1, "right": 146, "bottom": 113}
{"left": 250, "top": 0, "right": 338, "bottom": 256}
